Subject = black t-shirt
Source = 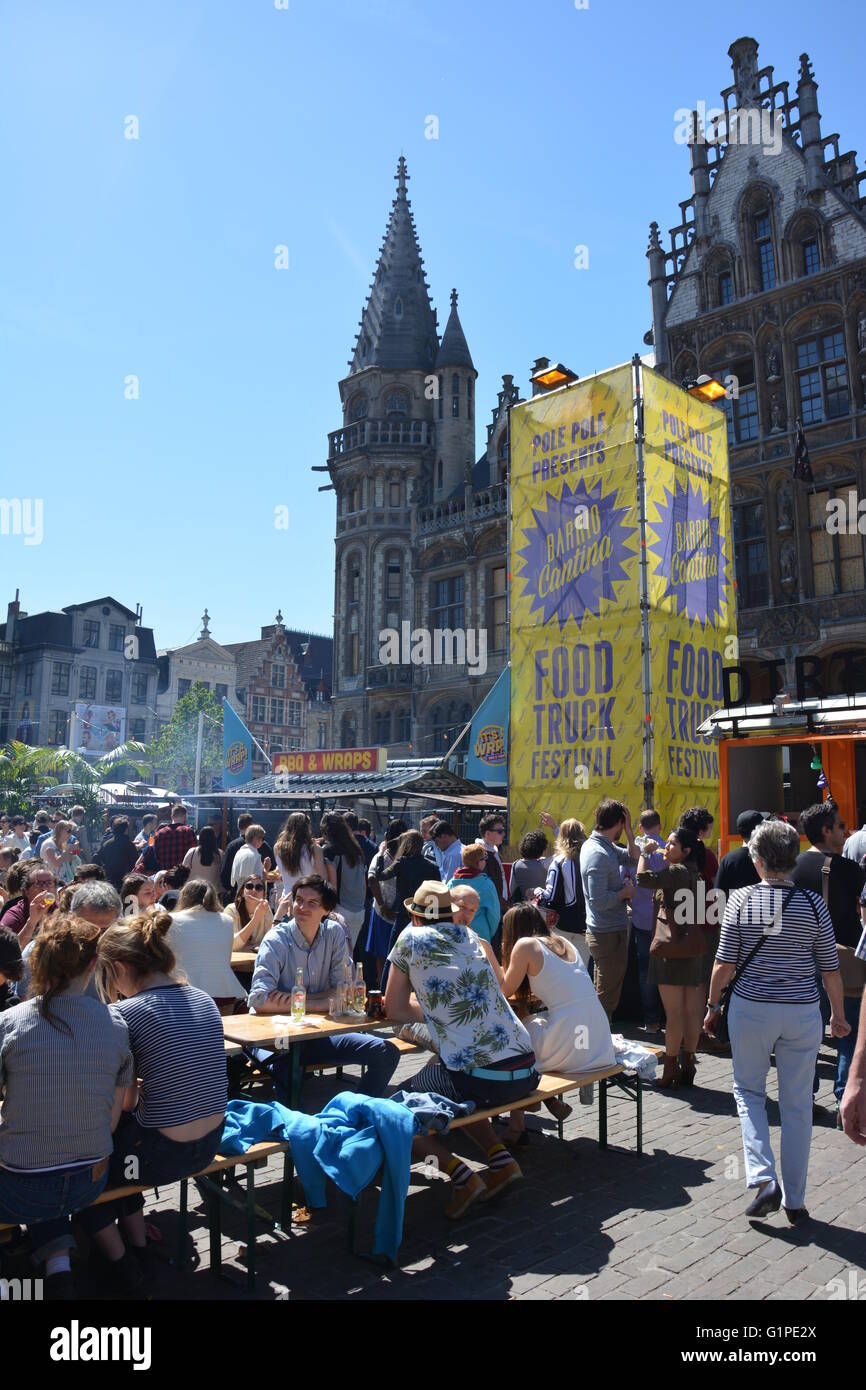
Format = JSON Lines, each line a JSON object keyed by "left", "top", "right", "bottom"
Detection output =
{"left": 715, "top": 846, "right": 760, "bottom": 894}
{"left": 792, "top": 850, "right": 865, "bottom": 948}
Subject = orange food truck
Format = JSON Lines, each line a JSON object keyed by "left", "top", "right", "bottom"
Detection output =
{"left": 699, "top": 693, "right": 866, "bottom": 856}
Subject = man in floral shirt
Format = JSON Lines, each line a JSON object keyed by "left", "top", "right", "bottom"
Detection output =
{"left": 384, "top": 881, "right": 537, "bottom": 1219}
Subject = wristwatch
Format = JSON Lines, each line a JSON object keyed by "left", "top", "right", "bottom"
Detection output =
{"left": 706, "top": 1002, "right": 722, "bottom": 1013}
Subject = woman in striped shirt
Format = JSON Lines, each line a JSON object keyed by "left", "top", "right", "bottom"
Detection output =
{"left": 77, "top": 912, "right": 227, "bottom": 1294}
{"left": 704, "top": 818, "right": 850, "bottom": 1225}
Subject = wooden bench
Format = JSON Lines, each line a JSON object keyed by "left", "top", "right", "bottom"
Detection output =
{"left": 448, "top": 1049, "right": 664, "bottom": 1155}
{"left": 0, "top": 1140, "right": 293, "bottom": 1295}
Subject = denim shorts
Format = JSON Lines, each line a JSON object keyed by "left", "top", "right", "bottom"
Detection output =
{"left": 77, "top": 1112, "right": 224, "bottom": 1234}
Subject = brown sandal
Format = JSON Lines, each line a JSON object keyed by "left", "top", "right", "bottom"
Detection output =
{"left": 655, "top": 1054, "right": 681, "bottom": 1089}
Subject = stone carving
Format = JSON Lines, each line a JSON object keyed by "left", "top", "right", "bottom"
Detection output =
{"left": 770, "top": 393, "right": 786, "bottom": 432}
{"left": 858, "top": 312, "right": 866, "bottom": 354}
{"left": 776, "top": 482, "right": 794, "bottom": 530}
{"left": 780, "top": 539, "right": 798, "bottom": 586}
{"left": 765, "top": 343, "right": 782, "bottom": 380}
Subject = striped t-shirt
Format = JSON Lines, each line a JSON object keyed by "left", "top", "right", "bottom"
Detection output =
{"left": 111, "top": 983, "right": 227, "bottom": 1128}
{"left": 717, "top": 882, "right": 839, "bottom": 1004}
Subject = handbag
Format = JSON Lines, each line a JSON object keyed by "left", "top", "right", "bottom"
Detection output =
{"left": 716, "top": 885, "right": 797, "bottom": 1044}
{"left": 649, "top": 868, "right": 706, "bottom": 960}
{"left": 822, "top": 854, "right": 866, "bottom": 997}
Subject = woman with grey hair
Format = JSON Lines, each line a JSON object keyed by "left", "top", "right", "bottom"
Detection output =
{"left": 704, "top": 817, "right": 849, "bottom": 1224}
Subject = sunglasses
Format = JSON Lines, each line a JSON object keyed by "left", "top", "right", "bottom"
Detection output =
{"left": 244, "top": 883, "right": 265, "bottom": 894}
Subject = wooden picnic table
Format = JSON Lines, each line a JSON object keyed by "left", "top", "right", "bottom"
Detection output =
{"left": 231, "top": 951, "right": 258, "bottom": 972}
{"left": 222, "top": 1011, "right": 391, "bottom": 1110}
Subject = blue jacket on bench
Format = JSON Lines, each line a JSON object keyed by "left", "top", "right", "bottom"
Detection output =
{"left": 220, "top": 1094, "right": 415, "bottom": 1262}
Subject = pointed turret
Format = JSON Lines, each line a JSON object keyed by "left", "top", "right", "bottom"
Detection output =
{"left": 348, "top": 157, "right": 439, "bottom": 374}
{"left": 435, "top": 288, "right": 474, "bottom": 370}
{"left": 433, "top": 287, "right": 477, "bottom": 498}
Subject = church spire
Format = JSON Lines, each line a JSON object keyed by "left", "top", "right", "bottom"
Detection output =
{"left": 348, "top": 158, "right": 439, "bottom": 374}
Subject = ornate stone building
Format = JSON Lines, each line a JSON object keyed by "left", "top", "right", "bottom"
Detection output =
{"left": 324, "top": 158, "right": 513, "bottom": 756}
{"left": 226, "top": 616, "right": 332, "bottom": 775}
{"left": 648, "top": 37, "right": 866, "bottom": 701}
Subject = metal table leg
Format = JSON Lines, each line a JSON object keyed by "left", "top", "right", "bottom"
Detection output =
{"left": 599, "top": 1076, "right": 608, "bottom": 1149}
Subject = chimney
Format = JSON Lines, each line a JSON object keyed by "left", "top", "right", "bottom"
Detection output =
{"left": 5, "top": 592, "right": 20, "bottom": 643}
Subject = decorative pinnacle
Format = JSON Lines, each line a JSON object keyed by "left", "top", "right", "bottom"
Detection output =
{"left": 395, "top": 156, "right": 409, "bottom": 196}
{"left": 798, "top": 52, "right": 815, "bottom": 84}
{"left": 450, "top": 288, "right": 458, "bottom": 309}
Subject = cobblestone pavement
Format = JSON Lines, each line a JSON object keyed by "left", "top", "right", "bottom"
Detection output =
{"left": 17, "top": 1034, "right": 866, "bottom": 1302}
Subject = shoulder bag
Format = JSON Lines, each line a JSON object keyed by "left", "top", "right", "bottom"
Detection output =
{"left": 822, "top": 854, "right": 866, "bottom": 998}
{"left": 716, "top": 884, "right": 797, "bottom": 1044}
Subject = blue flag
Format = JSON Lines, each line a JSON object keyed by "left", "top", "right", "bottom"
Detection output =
{"left": 465, "top": 667, "right": 509, "bottom": 786}
{"left": 222, "top": 699, "right": 253, "bottom": 788}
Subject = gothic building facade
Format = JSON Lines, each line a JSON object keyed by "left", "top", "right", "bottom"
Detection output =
{"left": 324, "top": 158, "right": 513, "bottom": 756}
{"left": 648, "top": 37, "right": 866, "bottom": 702}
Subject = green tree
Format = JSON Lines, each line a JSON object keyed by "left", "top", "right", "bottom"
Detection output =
{"left": 149, "top": 684, "right": 223, "bottom": 791}
{"left": 0, "top": 740, "right": 150, "bottom": 840}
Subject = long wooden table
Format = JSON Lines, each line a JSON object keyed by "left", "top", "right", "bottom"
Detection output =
{"left": 231, "top": 951, "right": 257, "bottom": 973}
{"left": 222, "top": 1011, "right": 390, "bottom": 1109}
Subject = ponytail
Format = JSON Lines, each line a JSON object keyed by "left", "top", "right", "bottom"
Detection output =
{"left": 29, "top": 915, "right": 102, "bottom": 1033}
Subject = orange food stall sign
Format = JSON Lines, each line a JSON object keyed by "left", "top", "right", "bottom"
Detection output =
{"left": 274, "top": 747, "right": 387, "bottom": 775}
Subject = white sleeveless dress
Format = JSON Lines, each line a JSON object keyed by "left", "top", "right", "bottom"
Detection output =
{"left": 525, "top": 941, "right": 616, "bottom": 1074}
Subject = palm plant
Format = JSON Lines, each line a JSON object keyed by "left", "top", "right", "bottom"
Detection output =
{"left": 0, "top": 740, "right": 151, "bottom": 834}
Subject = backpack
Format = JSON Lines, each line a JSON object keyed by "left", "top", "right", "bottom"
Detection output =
{"left": 549, "top": 856, "right": 586, "bottom": 935}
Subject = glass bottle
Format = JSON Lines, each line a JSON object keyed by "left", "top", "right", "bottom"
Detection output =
{"left": 291, "top": 966, "right": 306, "bottom": 1023}
{"left": 353, "top": 962, "right": 366, "bottom": 1015}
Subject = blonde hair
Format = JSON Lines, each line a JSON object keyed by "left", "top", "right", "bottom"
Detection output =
{"left": 555, "top": 818, "right": 587, "bottom": 861}
{"left": 96, "top": 911, "right": 177, "bottom": 1002}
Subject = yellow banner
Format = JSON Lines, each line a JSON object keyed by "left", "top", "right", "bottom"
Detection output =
{"left": 643, "top": 370, "right": 737, "bottom": 833}
{"left": 509, "top": 366, "right": 643, "bottom": 844}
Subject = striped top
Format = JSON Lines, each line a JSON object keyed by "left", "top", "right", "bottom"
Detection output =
{"left": 0, "top": 992, "right": 133, "bottom": 1172}
{"left": 717, "top": 881, "right": 839, "bottom": 1004}
{"left": 111, "top": 983, "right": 227, "bottom": 1128}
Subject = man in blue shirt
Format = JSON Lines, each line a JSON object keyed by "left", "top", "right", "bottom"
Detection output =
{"left": 429, "top": 822, "right": 464, "bottom": 883}
{"left": 249, "top": 874, "right": 399, "bottom": 1101}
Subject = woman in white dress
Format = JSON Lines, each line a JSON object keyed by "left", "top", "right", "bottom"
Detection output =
{"left": 491, "top": 903, "right": 616, "bottom": 1144}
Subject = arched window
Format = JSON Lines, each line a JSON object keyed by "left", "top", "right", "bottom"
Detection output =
{"left": 437, "top": 458, "right": 443, "bottom": 490}
{"left": 438, "top": 375, "right": 443, "bottom": 420}
{"left": 394, "top": 297, "right": 403, "bottom": 319}
{"left": 385, "top": 390, "right": 409, "bottom": 417}
{"left": 467, "top": 377, "right": 473, "bottom": 419}
{"left": 349, "top": 393, "right": 368, "bottom": 422}
{"left": 704, "top": 249, "right": 735, "bottom": 308}
{"left": 373, "top": 709, "right": 391, "bottom": 744}
{"left": 452, "top": 373, "right": 459, "bottom": 418}
{"left": 345, "top": 611, "right": 359, "bottom": 678}
{"left": 347, "top": 555, "right": 361, "bottom": 603}
{"left": 340, "top": 712, "right": 356, "bottom": 748}
{"left": 753, "top": 208, "right": 776, "bottom": 290}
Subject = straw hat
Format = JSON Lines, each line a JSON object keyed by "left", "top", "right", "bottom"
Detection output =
{"left": 403, "top": 880, "right": 458, "bottom": 923}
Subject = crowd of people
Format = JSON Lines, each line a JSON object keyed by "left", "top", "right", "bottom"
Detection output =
{"left": 2, "top": 791, "right": 866, "bottom": 1297}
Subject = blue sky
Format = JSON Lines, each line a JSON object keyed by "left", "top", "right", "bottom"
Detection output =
{"left": 3, "top": 0, "right": 862, "bottom": 650}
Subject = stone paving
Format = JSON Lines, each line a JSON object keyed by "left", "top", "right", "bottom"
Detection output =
{"left": 11, "top": 1033, "right": 866, "bottom": 1302}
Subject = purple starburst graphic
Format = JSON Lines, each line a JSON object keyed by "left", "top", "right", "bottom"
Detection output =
{"left": 648, "top": 478, "right": 728, "bottom": 628}
{"left": 515, "top": 478, "right": 635, "bottom": 631}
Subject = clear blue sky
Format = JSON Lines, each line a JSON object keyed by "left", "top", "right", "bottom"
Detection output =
{"left": 3, "top": 0, "right": 862, "bottom": 650}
